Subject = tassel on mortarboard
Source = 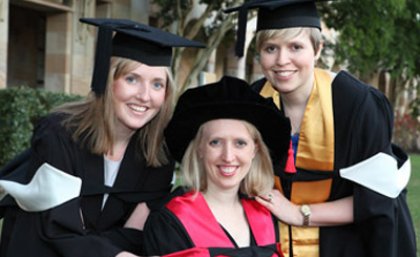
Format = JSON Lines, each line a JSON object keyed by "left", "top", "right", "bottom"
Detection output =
{"left": 284, "top": 140, "right": 296, "bottom": 173}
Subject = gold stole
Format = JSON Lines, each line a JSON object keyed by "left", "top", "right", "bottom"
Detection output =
{"left": 260, "top": 68, "right": 335, "bottom": 257}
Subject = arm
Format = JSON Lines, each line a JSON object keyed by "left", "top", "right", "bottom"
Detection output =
{"left": 21, "top": 115, "right": 169, "bottom": 256}
{"left": 143, "top": 209, "right": 193, "bottom": 256}
{"left": 22, "top": 116, "right": 127, "bottom": 256}
{"left": 125, "top": 202, "right": 150, "bottom": 230}
{"left": 256, "top": 189, "right": 353, "bottom": 227}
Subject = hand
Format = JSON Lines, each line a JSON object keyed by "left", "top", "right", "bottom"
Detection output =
{"left": 256, "top": 189, "right": 302, "bottom": 226}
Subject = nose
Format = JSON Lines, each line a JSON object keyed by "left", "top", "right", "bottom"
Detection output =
{"left": 276, "top": 48, "right": 290, "bottom": 66}
{"left": 135, "top": 84, "right": 151, "bottom": 101}
{"left": 222, "top": 143, "right": 235, "bottom": 162}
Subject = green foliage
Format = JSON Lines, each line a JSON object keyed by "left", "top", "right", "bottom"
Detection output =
{"left": 0, "top": 87, "right": 81, "bottom": 168}
{"left": 319, "top": 0, "right": 419, "bottom": 81}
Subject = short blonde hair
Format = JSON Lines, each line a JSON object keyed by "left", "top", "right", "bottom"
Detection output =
{"left": 256, "top": 27, "right": 323, "bottom": 54}
{"left": 54, "top": 56, "right": 175, "bottom": 166}
{"left": 180, "top": 120, "right": 274, "bottom": 196}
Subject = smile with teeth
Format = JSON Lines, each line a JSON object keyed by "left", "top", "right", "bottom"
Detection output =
{"left": 128, "top": 104, "right": 148, "bottom": 113}
{"left": 274, "top": 70, "right": 295, "bottom": 77}
{"left": 219, "top": 165, "right": 238, "bottom": 176}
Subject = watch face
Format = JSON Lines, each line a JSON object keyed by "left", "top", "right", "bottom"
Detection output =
{"left": 301, "top": 205, "right": 311, "bottom": 215}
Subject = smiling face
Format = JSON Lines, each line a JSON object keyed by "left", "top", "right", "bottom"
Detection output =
{"left": 198, "top": 119, "right": 257, "bottom": 193}
{"left": 258, "top": 28, "right": 321, "bottom": 95}
{"left": 112, "top": 63, "right": 167, "bottom": 136}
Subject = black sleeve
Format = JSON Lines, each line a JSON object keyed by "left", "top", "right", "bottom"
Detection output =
{"left": 333, "top": 72, "right": 416, "bottom": 257}
{"left": 352, "top": 91, "right": 416, "bottom": 257}
{"left": 250, "top": 77, "right": 267, "bottom": 93}
{"left": 2, "top": 115, "right": 124, "bottom": 257}
{"left": 142, "top": 161, "right": 175, "bottom": 211}
{"left": 143, "top": 208, "right": 194, "bottom": 256}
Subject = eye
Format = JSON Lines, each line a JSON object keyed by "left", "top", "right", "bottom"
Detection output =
{"left": 235, "top": 139, "right": 248, "bottom": 148}
{"left": 152, "top": 81, "right": 166, "bottom": 90}
{"left": 124, "top": 74, "right": 138, "bottom": 85}
{"left": 209, "top": 139, "right": 221, "bottom": 146}
{"left": 263, "top": 45, "right": 277, "bottom": 54}
{"left": 291, "top": 43, "right": 303, "bottom": 52}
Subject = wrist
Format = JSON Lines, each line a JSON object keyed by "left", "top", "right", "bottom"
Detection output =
{"left": 299, "top": 204, "right": 311, "bottom": 226}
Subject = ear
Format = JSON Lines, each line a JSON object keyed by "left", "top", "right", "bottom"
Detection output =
{"left": 315, "top": 41, "right": 324, "bottom": 61}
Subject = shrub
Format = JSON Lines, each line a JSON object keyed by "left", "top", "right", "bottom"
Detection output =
{"left": 393, "top": 111, "right": 420, "bottom": 153}
{"left": 0, "top": 87, "right": 82, "bottom": 168}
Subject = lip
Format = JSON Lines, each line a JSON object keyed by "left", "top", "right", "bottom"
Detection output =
{"left": 127, "top": 103, "right": 148, "bottom": 114}
{"left": 218, "top": 165, "right": 238, "bottom": 177}
{"left": 273, "top": 70, "right": 296, "bottom": 80}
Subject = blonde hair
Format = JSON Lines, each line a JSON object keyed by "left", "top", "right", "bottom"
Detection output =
{"left": 180, "top": 120, "right": 274, "bottom": 196}
{"left": 54, "top": 56, "right": 175, "bottom": 166}
{"left": 256, "top": 27, "right": 323, "bottom": 54}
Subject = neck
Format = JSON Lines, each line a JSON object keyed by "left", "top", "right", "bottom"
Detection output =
{"left": 106, "top": 132, "right": 133, "bottom": 161}
{"left": 202, "top": 187, "right": 240, "bottom": 207}
{"left": 281, "top": 76, "right": 314, "bottom": 134}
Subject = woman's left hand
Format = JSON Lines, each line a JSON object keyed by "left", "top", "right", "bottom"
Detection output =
{"left": 256, "top": 189, "right": 302, "bottom": 226}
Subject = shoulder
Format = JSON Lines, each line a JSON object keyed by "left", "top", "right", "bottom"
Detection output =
{"left": 332, "top": 70, "right": 393, "bottom": 115}
{"left": 332, "top": 70, "right": 389, "bottom": 101}
{"left": 144, "top": 188, "right": 192, "bottom": 237}
{"left": 250, "top": 77, "right": 267, "bottom": 93}
{"left": 33, "top": 112, "right": 70, "bottom": 135}
{"left": 31, "top": 112, "right": 76, "bottom": 151}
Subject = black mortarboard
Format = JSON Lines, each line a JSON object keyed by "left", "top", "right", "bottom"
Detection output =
{"left": 164, "top": 76, "right": 291, "bottom": 163}
{"left": 225, "top": 0, "right": 326, "bottom": 57}
{"left": 80, "top": 18, "right": 205, "bottom": 95}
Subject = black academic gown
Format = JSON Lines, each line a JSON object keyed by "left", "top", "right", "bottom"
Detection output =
{"left": 0, "top": 113, "right": 174, "bottom": 257}
{"left": 143, "top": 188, "right": 283, "bottom": 257}
{"left": 252, "top": 71, "right": 417, "bottom": 257}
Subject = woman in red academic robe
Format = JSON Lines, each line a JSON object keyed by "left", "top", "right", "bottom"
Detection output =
{"left": 143, "top": 76, "right": 291, "bottom": 257}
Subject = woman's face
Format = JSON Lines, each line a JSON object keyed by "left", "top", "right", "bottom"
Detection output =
{"left": 258, "top": 29, "right": 320, "bottom": 95}
{"left": 112, "top": 63, "right": 167, "bottom": 136}
{"left": 198, "top": 119, "right": 257, "bottom": 193}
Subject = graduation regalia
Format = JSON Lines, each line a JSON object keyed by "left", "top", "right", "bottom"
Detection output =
{"left": 145, "top": 76, "right": 290, "bottom": 257}
{"left": 144, "top": 188, "right": 283, "bottom": 257}
{"left": 251, "top": 68, "right": 417, "bottom": 257}
{"left": 0, "top": 17, "right": 205, "bottom": 257}
{"left": 0, "top": 113, "right": 174, "bottom": 257}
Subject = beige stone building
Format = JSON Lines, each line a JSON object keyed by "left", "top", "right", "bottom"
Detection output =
{"left": 0, "top": 0, "right": 155, "bottom": 96}
{"left": 0, "top": 0, "right": 262, "bottom": 96}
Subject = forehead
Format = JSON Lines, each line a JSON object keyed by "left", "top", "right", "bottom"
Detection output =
{"left": 201, "top": 119, "right": 252, "bottom": 137}
{"left": 268, "top": 28, "right": 310, "bottom": 43}
{"left": 123, "top": 63, "right": 167, "bottom": 79}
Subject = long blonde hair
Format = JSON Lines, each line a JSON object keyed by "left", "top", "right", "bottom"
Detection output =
{"left": 54, "top": 57, "right": 175, "bottom": 166}
{"left": 180, "top": 120, "right": 274, "bottom": 196}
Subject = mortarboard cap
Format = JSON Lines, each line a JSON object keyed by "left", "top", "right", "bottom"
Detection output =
{"left": 224, "top": 0, "right": 327, "bottom": 57}
{"left": 80, "top": 18, "right": 206, "bottom": 95}
{"left": 164, "top": 76, "right": 291, "bottom": 163}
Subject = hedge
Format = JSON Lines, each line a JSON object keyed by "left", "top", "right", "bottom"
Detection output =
{"left": 0, "top": 87, "right": 82, "bottom": 168}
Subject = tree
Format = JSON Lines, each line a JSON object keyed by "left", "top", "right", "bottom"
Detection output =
{"left": 318, "top": 0, "right": 420, "bottom": 150}
{"left": 319, "top": 0, "right": 420, "bottom": 105}
{"left": 152, "top": 0, "right": 243, "bottom": 96}
{"left": 152, "top": 0, "right": 419, "bottom": 107}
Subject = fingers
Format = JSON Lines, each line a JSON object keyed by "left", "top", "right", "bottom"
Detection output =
{"left": 255, "top": 195, "right": 270, "bottom": 207}
{"left": 257, "top": 193, "right": 273, "bottom": 203}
